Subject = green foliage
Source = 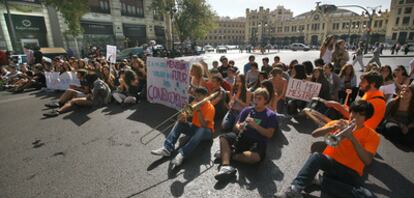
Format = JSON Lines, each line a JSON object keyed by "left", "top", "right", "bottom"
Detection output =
{"left": 43, "top": 0, "right": 89, "bottom": 37}
{"left": 152, "top": 0, "right": 217, "bottom": 43}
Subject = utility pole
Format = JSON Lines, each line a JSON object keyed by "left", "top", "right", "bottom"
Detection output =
{"left": 335, "top": 5, "right": 381, "bottom": 54}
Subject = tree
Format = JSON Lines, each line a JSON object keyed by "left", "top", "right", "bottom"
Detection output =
{"left": 43, "top": 0, "right": 90, "bottom": 57}
{"left": 152, "top": 0, "right": 216, "bottom": 46}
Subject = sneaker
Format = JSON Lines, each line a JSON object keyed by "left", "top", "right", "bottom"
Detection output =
{"left": 214, "top": 165, "right": 237, "bottom": 181}
{"left": 112, "top": 93, "right": 123, "bottom": 104}
{"left": 171, "top": 152, "right": 184, "bottom": 168}
{"left": 45, "top": 102, "right": 60, "bottom": 108}
{"left": 274, "top": 186, "right": 303, "bottom": 198}
{"left": 43, "top": 110, "right": 60, "bottom": 117}
{"left": 150, "top": 147, "right": 171, "bottom": 157}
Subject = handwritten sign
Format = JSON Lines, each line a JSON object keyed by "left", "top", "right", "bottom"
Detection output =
{"left": 146, "top": 57, "right": 190, "bottom": 110}
{"left": 286, "top": 79, "right": 321, "bottom": 102}
{"left": 106, "top": 45, "right": 117, "bottom": 64}
{"left": 45, "top": 72, "right": 80, "bottom": 90}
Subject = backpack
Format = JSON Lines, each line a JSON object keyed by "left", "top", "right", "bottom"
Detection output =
{"left": 92, "top": 79, "right": 111, "bottom": 106}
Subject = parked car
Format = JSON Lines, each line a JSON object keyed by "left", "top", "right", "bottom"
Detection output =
{"left": 204, "top": 45, "right": 214, "bottom": 52}
{"left": 117, "top": 47, "right": 145, "bottom": 61}
{"left": 289, "top": 43, "right": 311, "bottom": 51}
{"left": 10, "top": 54, "right": 27, "bottom": 65}
{"left": 216, "top": 45, "right": 227, "bottom": 53}
{"left": 194, "top": 46, "right": 205, "bottom": 55}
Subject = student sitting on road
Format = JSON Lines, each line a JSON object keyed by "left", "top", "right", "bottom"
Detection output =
{"left": 43, "top": 70, "right": 100, "bottom": 117}
{"left": 222, "top": 74, "right": 251, "bottom": 132}
{"left": 44, "top": 69, "right": 95, "bottom": 109}
{"left": 321, "top": 71, "right": 386, "bottom": 130}
{"left": 270, "top": 68, "right": 288, "bottom": 113}
{"left": 12, "top": 64, "right": 46, "bottom": 93}
{"left": 151, "top": 87, "right": 215, "bottom": 168}
{"left": 112, "top": 69, "right": 141, "bottom": 105}
{"left": 248, "top": 71, "right": 268, "bottom": 93}
{"left": 224, "top": 67, "right": 236, "bottom": 87}
{"left": 246, "top": 62, "right": 260, "bottom": 88}
{"left": 214, "top": 88, "right": 279, "bottom": 181}
{"left": 378, "top": 84, "right": 414, "bottom": 148}
{"left": 275, "top": 100, "right": 379, "bottom": 198}
{"left": 209, "top": 76, "right": 229, "bottom": 122}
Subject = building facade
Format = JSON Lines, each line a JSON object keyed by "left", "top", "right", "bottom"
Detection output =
{"left": 386, "top": 0, "right": 414, "bottom": 44}
{"left": 199, "top": 17, "right": 245, "bottom": 47}
{"left": 245, "top": 3, "right": 389, "bottom": 47}
{"left": 0, "top": 0, "right": 167, "bottom": 54}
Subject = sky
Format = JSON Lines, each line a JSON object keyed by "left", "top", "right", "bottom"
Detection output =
{"left": 207, "top": 0, "right": 391, "bottom": 18}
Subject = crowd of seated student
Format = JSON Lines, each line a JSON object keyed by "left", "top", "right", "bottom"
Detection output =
{"left": 3, "top": 47, "right": 414, "bottom": 197}
{"left": 0, "top": 54, "right": 149, "bottom": 116}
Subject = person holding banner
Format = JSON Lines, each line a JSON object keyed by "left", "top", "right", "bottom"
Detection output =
{"left": 287, "top": 64, "right": 309, "bottom": 116}
{"left": 151, "top": 87, "right": 215, "bottom": 168}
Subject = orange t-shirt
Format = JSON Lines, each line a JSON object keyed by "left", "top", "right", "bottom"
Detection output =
{"left": 362, "top": 90, "right": 386, "bottom": 129}
{"left": 323, "top": 120, "right": 380, "bottom": 176}
{"left": 192, "top": 101, "right": 215, "bottom": 132}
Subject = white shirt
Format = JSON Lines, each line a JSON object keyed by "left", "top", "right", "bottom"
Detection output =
{"left": 322, "top": 47, "right": 333, "bottom": 64}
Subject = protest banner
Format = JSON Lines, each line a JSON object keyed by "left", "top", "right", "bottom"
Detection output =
{"left": 106, "top": 45, "right": 117, "bottom": 64}
{"left": 45, "top": 72, "right": 80, "bottom": 90}
{"left": 146, "top": 57, "right": 190, "bottom": 110}
{"left": 285, "top": 79, "right": 321, "bottom": 102}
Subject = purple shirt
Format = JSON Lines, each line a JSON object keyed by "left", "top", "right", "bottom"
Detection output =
{"left": 238, "top": 106, "right": 279, "bottom": 142}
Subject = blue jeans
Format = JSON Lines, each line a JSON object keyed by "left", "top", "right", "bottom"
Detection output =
{"left": 221, "top": 109, "right": 240, "bottom": 132}
{"left": 164, "top": 122, "right": 212, "bottom": 158}
{"left": 292, "top": 153, "right": 374, "bottom": 198}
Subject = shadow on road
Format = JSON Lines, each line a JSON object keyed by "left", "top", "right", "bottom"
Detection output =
{"left": 365, "top": 159, "right": 414, "bottom": 197}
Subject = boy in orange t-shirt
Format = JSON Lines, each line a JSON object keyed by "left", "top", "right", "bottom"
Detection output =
{"left": 151, "top": 87, "right": 215, "bottom": 168}
{"left": 275, "top": 100, "right": 380, "bottom": 198}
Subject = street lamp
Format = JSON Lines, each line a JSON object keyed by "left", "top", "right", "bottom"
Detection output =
{"left": 334, "top": 4, "right": 381, "bottom": 54}
{"left": 258, "top": 22, "right": 268, "bottom": 47}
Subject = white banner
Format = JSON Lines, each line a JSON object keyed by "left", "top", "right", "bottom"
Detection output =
{"left": 45, "top": 72, "right": 80, "bottom": 90}
{"left": 106, "top": 45, "right": 117, "bottom": 64}
{"left": 286, "top": 79, "right": 321, "bottom": 102}
{"left": 146, "top": 57, "right": 190, "bottom": 110}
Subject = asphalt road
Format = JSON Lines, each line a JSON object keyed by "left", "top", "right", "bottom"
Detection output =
{"left": 1, "top": 52, "right": 414, "bottom": 198}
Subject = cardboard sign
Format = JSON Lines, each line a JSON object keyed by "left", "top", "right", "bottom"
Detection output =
{"left": 45, "top": 72, "right": 80, "bottom": 90}
{"left": 146, "top": 57, "right": 190, "bottom": 110}
{"left": 106, "top": 45, "right": 117, "bottom": 64}
{"left": 286, "top": 79, "right": 321, "bottom": 102}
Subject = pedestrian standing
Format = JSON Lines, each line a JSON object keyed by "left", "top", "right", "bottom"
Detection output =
{"left": 404, "top": 43, "right": 410, "bottom": 55}
{"left": 320, "top": 35, "right": 336, "bottom": 65}
{"left": 380, "top": 43, "right": 384, "bottom": 55}
{"left": 331, "top": 39, "right": 349, "bottom": 74}
{"left": 396, "top": 43, "right": 401, "bottom": 54}
{"left": 391, "top": 43, "right": 396, "bottom": 55}
{"left": 368, "top": 42, "right": 382, "bottom": 66}
{"left": 352, "top": 42, "right": 365, "bottom": 72}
